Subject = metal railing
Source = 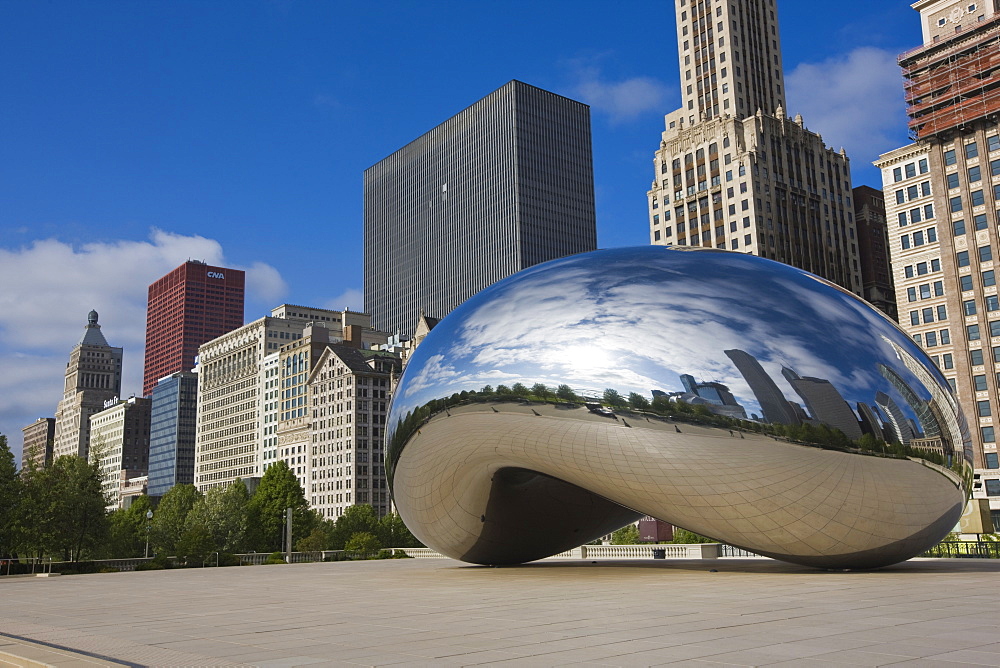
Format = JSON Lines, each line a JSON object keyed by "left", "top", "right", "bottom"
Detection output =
{"left": 920, "top": 541, "right": 1000, "bottom": 558}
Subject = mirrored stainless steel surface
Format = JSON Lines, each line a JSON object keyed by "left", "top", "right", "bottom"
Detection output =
{"left": 386, "top": 247, "right": 972, "bottom": 569}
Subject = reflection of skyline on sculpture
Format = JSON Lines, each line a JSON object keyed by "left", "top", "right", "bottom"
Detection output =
{"left": 391, "top": 247, "right": 965, "bottom": 460}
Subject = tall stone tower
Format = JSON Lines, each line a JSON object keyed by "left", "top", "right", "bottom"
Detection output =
{"left": 52, "top": 310, "right": 123, "bottom": 460}
{"left": 648, "top": 0, "right": 862, "bottom": 295}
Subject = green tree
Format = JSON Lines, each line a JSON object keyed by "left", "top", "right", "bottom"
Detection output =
{"left": 150, "top": 484, "right": 202, "bottom": 555}
{"left": 45, "top": 456, "right": 109, "bottom": 561}
{"left": 14, "top": 455, "right": 52, "bottom": 559}
{"left": 496, "top": 384, "right": 511, "bottom": 395}
{"left": 248, "top": 461, "right": 314, "bottom": 552}
{"left": 651, "top": 395, "right": 672, "bottom": 414}
{"left": 330, "top": 503, "right": 381, "bottom": 550}
{"left": 0, "top": 435, "right": 20, "bottom": 560}
{"left": 669, "top": 528, "right": 715, "bottom": 544}
{"left": 345, "top": 531, "right": 381, "bottom": 556}
{"left": 530, "top": 383, "right": 550, "bottom": 400}
{"left": 610, "top": 524, "right": 639, "bottom": 544}
{"left": 480, "top": 385, "right": 494, "bottom": 395}
{"left": 103, "top": 495, "right": 153, "bottom": 558}
{"left": 603, "top": 388, "right": 626, "bottom": 408}
{"left": 377, "top": 512, "right": 423, "bottom": 548}
{"left": 556, "top": 384, "right": 578, "bottom": 402}
{"left": 175, "top": 523, "right": 216, "bottom": 566}
{"left": 186, "top": 480, "right": 250, "bottom": 553}
{"left": 511, "top": 382, "right": 529, "bottom": 397}
{"left": 627, "top": 393, "right": 650, "bottom": 410}
{"left": 295, "top": 521, "right": 335, "bottom": 551}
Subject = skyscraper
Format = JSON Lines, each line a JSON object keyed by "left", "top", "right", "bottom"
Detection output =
{"left": 724, "top": 349, "right": 798, "bottom": 425}
{"left": 52, "top": 311, "right": 123, "bottom": 460}
{"left": 143, "top": 260, "right": 245, "bottom": 396}
{"left": 853, "top": 185, "right": 898, "bottom": 321}
{"left": 147, "top": 371, "right": 198, "bottom": 497}
{"left": 781, "top": 367, "right": 863, "bottom": 439}
{"left": 874, "top": 0, "right": 1000, "bottom": 518}
{"left": 648, "top": 0, "right": 862, "bottom": 295}
{"left": 364, "top": 79, "right": 598, "bottom": 336}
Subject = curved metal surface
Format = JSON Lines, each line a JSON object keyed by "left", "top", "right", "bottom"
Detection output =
{"left": 386, "top": 246, "right": 972, "bottom": 569}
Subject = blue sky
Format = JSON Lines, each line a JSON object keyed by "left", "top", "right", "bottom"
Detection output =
{"left": 1, "top": 1, "right": 923, "bottom": 460}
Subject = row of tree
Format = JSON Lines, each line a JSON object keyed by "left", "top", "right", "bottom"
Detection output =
{"left": 0, "top": 434, "right": 421, "bottom": 564}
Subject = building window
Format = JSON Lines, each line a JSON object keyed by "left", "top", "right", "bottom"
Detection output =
{"left": 969, "top": 166, "right": 982, "bottom": 182}
{"left": 983, "top": 428, "right": 997, "bottom": 446}
{"left": 958, "top": 251, "right": 970, "bottom": 267}
{"left": 913, "top": 231, "right": 925, "bottom": 246}
{"left": 972, "top": 350, "right": 986, "bottom": 366}
{"left": 979, "top": 400, "right": 992, "bottom": 417}
{"left": 961, "top": 275, "right": 974, "bottom": 291}
{"left": 919, "top": 158, "right": 928, "bottom": 173}
{"left": 991, "top": 320, "right": 1000, "bottom": 337}
{"left": 925, "top": 204, "right": 935, "bottom": 219}
{"left": 981, "top": 245, "right": 993, "bottom": 262}
{"left": 901, "top": 235, "right": 911, "bottom": 249}
{"left": 905, "top": 265, "right": 914, "bottom": 278}
{"left": 972, "top": 190, "right": 985, "bottom": 207}
{"left": 968, "top": 324, "right": 981, "bottom": 340}
{"left": 987, "top": 480, "right": 1000, "bottom": 496}
{"left": 938, "top": 304, "right": 948, "bottom": 320}
{"left": 984, "top": 270, "right": 995, "bottom": 287}
{"left": 899, "top": 212, "right": 908, "bottom": 227}
{"left": 926, "top": 330, "right": 938, "bottom": 347}
{"left": 942, "top": 353, "right": 954, "bottom": 369}
{"left": 947, "top": 172, "right": 960, "bottom": 189}
{"left": 910, "top": 311, "right": 920, "bottom": 326}
{"left": 932, "top": 258, "right": 941, "bottom": 271}
{"left": 950, "top": 196, "right": 963, "bottom": 212}
{"left": 927, "top": 227, "right": 937, "bottom": 243}
{"left": 975, "top": 214, "right": 988, "bottom": 230}
{"left": 988, "top": 295, "right": 1000, "bottom": 312}
{"left": 893, "top": 167, "right": 902, "bottom": 182}
{"left": 944, "top": 149, "right": 956, "bottom": 166}
{"left": 895, "top": 190, "right": 905, "bottom": 204}
{"left": 986, "top": 453, "right": 999, "bottom": 469}
{"left": 905, "top": 163, "right": 916, "bottom": 178}
{"left": 966, "top": 142, "right": 979, "bottom": 159}
{"left": 993, "top": 158, "right": 1000, "bottom": 177}
{"left": 941, "top": 328, "right": 951, "bottom": 344}
{"left": 964, "top": 300, "right": 978, "bottom": 316}
{"left": 920, "top": 284, "right": 932, "bottom": 299}
{"left": 922, "top": 307, "right": 935, "bottom": 323}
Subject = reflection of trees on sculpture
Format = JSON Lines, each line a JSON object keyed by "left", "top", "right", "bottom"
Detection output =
{"left": 387, "top": 377, "right": 963, "bottom": 488}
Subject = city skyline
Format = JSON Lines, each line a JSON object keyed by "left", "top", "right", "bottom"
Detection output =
{"left": 1, "top": 1, "right": 926, "bottom": 461}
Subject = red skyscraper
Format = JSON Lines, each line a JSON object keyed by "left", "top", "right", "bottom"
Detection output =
{"left": 143, "top": 261, "right": 245, "bottom": 396}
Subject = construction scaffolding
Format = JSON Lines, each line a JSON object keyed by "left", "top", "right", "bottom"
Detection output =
{"left": 900, "top": 14, "right": 1000, "bottom": 139}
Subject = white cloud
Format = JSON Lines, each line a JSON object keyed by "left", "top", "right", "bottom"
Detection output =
{"left": 245, "top": 261, "right": 288, "bottom": 304}
{"left": 572, "top": 67, "right": 670, "bottom": 122}
{"left": 324, "top": 288, "right": 363, "bottom": 313}
{"left": 0, "top": 230, "right": 286, "bottom": 463}
{"left": 785, "top": 47, "right": 908, "bottom": 165}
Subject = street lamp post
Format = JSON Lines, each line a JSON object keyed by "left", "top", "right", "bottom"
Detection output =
{"left": 145, "top": 509, "right": 153, "bottom": 558}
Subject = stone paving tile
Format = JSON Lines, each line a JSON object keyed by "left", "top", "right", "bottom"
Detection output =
{"left": 1, "top": 558, "right": 999, "bottom": 667}
{"left": 800, "top": 648, "right": 924, "bottom": 665}
{"left": 928, "top": 650, "right": 1000, "bottom": 666}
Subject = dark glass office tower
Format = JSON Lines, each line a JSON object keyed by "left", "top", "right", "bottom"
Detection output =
{"left": 364, "top": 80, "right": 598, "bottom": 336}
{"left": 147, "top": 371, "right": 198, "bottom": 497}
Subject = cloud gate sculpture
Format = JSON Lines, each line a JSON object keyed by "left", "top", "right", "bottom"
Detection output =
{"left": 386, "top": 247, "right": 972, "bottom": 569}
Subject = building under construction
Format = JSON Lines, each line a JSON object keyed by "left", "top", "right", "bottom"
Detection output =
{"left": 900, "top": 4, "right": 1000, "bottom": 139}
{"left": 876, "top": 0, "right": 1000, "bottom": 530}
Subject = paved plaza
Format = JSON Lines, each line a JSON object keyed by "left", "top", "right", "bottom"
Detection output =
{"left": 1, "top": 557, "right": 999, "bottom": 667}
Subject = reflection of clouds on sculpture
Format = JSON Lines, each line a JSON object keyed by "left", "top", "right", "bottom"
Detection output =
{"left": 394, "top": 247, "right": 934, "bottom": 436}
